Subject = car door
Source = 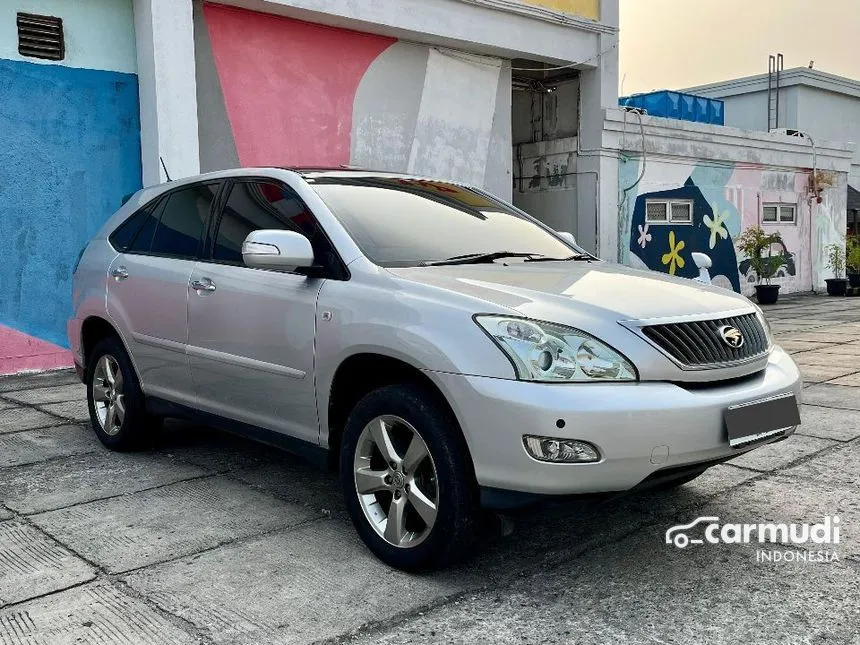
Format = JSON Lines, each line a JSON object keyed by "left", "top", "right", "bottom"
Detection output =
{"left": 186, "top": 179, "right": 328, "bottom": 444}
{"left": 107, "top": 181, "right": 221, "bottom": 406}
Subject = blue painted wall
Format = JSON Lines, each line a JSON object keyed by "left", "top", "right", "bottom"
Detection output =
{"left": 0, "top": 58, "right": 141, "bottom": 346}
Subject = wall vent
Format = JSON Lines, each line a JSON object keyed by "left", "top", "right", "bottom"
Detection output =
{"left": 17, "top": 12, "right": 65, "bottom": 61}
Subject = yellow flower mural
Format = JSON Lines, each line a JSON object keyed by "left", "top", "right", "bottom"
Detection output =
{"left": 661, "top": 231, "right": 686, "bottom": 275}
{"left": 703, "top": 203, "right": 730, "bottom": 250}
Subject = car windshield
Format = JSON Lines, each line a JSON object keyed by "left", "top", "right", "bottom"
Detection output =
{"left": 306, "top": 176, "right": 583, "bottom": 267}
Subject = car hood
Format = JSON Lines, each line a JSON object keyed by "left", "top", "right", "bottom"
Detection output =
{"left": 387, "top": 261, "right": 752, "bottom": 323}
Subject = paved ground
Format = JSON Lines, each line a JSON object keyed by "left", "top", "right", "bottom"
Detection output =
{"left": 1, "top": 294, "right": 859, "bottom": 645}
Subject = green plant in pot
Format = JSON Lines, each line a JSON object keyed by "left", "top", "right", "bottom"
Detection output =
{"left": 846, "top": 236, "right": 860, "bottom": 288}
{"left": 825, "top": 243, "right": 848, "bottom": 296}
{"left": 736, "top": 226, "right": 786, "bottom": 305}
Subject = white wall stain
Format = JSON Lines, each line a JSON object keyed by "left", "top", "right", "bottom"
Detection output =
{"left": 407, "top": 48, "right": 501, "bottom": 186}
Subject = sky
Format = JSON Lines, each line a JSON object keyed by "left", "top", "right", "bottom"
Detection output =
{"left": 619, "top": 0, "right": 860, "bottom": 95}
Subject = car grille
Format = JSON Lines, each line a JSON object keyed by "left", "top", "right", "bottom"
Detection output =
{"left": 641, "top": 313, "right": 769, "bottom": 368}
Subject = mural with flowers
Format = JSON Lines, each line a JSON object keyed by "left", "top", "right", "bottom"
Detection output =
{"left": 618, "top": 159, "right": 846, "bottom": 295}
{"left": 626, "top": 176, "right": 743, "bottom": 292}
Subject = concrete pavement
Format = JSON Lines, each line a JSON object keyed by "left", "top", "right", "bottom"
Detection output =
{"left": 0, "top": 294, "right": 858, "bottom": 644}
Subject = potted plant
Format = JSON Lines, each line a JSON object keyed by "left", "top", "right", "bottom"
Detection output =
{"left": 846, "top": 236, "right": 860, "bottom": 288}
{"left": 736, "top": 226, "right": 786, "bottom": 305}
{"left": 825, "top": 243, "right": 848, "bottom": 296}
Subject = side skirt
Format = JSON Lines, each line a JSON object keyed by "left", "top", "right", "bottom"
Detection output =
{"left": 145, "top": 396, "right": 329, "bottom": 470}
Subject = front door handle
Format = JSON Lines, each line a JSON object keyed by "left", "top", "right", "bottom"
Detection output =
{"left": 111, "top": 266, "right": 129, "bottom": 281}
{"left": 190, "top": 278, "right": 216, "bottom": 293}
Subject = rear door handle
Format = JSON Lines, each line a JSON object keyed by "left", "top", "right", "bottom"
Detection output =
{"left": 190, "top": 278, "right": 216, "bottom": 293}
{"left": 111, "top": 266, "right": 129, "bottom": 281}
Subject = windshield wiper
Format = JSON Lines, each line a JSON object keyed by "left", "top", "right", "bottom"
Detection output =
{"left": 422, "top": 251, "right": 541, "bottom": 266}
{"left": 524, "top": 253, "right": 595, "bottom": 262}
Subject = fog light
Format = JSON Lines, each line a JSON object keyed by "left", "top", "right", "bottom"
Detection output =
{"left": 522, "top": 435, "right": 600, "bottom": 463}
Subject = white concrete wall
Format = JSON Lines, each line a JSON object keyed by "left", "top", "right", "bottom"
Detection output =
{"left": 720, "top": 86, "right": 860, "bottom": 186}
{"left": 686, "top": 69, "right": 860, "bottom": 189}
{"left": 507, "top": 0, "right": 619, "bottom": 254}
{"left": 211, "top": 0, "right": 615, "bottom": 63}
{"left": 351, "top": 44, "right": 512, "bottom": 200}
{"left": 134, "top": 0, "right": 199, "bottom": 186}
{"left": 0, "top": 0, "right": 136, "bottom": 72}
{"left": 513, "top": 137, "right": 577, "bottom": 232}
{"left": 721, "top": 90, "right": 777, "bottom": 133}
{"left": 795, "top": 86, "right": 860, "bottom": 188}
{"left": 409, "top": 49, "right": 504, "bottom": 188}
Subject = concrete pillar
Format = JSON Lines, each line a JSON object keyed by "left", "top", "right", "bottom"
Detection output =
{"left": 576, "top": 0, "right": 619, "bottom": 257}
{"left": 134, "top": 0, "right": 200, "bottom": 186}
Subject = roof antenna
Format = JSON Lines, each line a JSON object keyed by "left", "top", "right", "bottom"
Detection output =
{"left": 159, "top": 156, "right": 172, "bottom": 182}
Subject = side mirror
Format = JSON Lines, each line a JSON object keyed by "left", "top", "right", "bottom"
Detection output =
{"left": 557, "top": 231, "right": 577, "bottom": 246}
{"left": 242, "top": 230, "right": 314, "bottom": 271}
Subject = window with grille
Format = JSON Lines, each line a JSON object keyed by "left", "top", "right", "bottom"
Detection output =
{"left": 645, "top": 200, "right": 693, "bottom": 225}
{"left": 763, "top": 203, "right": 795, "bottom": 224}
{"left": 17, "top": 13, "right": 64, "bottom": 61}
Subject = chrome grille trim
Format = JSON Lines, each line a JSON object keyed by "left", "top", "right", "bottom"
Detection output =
{"left": 621, "top": 310, "right": 771, "bottom": 370}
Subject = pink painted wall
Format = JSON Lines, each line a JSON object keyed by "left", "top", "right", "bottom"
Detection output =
{"left": 727, "top": 167, "right": 813, "bottom": 295}
{"left": 0, "top": 325, "right": 72, "bottom": 376}
{"left": 203, "top": 4, "right": 395, "bottom": 167}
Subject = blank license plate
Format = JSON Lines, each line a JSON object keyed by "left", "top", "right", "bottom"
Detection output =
{"left": 724, "top": 393, "right": 800, "bottom": 448}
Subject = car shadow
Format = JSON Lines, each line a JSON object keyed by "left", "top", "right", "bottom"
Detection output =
{"left": 149, "top": 418, "right": 723, "bottom": 582}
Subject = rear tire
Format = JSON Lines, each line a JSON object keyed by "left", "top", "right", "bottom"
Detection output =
{"left": 340, "top": 384, "right": 478, "bottom": 571}
{"left": 86, "top": 336, "right": 158, "bottom": 451}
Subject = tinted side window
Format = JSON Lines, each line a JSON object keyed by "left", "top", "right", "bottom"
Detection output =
{"left": 213, "top": 181, "right": 317, "bottom": 264}
{"left": 149, "top": 183, "right": 219, "bottom": 259}
{"left": 110, "top": 206, "right": 151, "bottom": 252}
{"left": 127, "top": 200, "right": 163, "bottom": 254}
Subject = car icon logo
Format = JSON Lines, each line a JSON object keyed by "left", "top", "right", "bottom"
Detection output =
{"left": 718, "top": 325, "right": 744, "bottom": 349}
{"left": 665, "top": 516, "right": 720, "bottom": 548}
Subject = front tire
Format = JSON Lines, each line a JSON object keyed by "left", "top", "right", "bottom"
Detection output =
{"left": 340, "top": 384, "right": 478, "bottom": 571}
{"left": 86, "top": 336, "right": 157, "bottom": 451}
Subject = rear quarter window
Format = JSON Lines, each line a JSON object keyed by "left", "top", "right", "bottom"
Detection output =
{"left": 109, "top": 200, "right": 161, "bottom": 252}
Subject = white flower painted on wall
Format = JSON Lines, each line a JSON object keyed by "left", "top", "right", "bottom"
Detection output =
{"left": 637, "top": 223, "right": 652, "bottom": 248}
{"left": 703, "top": 204, "right": 730, "bottom": 249}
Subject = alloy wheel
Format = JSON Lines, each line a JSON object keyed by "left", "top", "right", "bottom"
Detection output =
{"left": 92, "top": 354, "right": 125, "bottom": 436}
{"left": 353, "top": 415, "right": 439, "bottom": 548}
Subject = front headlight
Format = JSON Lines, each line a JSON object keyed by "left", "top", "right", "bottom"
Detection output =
{"left": 474, "top": 315, "right": 637, "bottom": 382}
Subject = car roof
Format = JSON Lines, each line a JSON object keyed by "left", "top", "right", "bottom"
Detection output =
{"left": 124, "top": 166, "right": 472, "bottom": 218}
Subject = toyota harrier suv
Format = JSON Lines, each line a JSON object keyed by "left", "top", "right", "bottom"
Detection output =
{"left": 69, "top": 168, "right": 802, "bottom": 570}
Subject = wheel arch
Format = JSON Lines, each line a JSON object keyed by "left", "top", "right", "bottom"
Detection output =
{"left": 324, "top": 351, "right": 472, "bottom": 471}
{"left": 80, "top": 316, "right": 141, "bottom": 382}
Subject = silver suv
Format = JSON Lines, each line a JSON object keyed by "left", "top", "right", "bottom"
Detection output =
{"left": 69, "top": 168, "right": 802, "bottom": 570}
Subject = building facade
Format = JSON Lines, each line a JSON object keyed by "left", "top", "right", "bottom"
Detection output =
{"left": 606, "top": 110, "right": 852, "bottom": 297}
{"left": 0, "top": 0, "right": 141, "bottom": 373}
{"left": 0, "top": 0, "right": 618, "bottom": 374}
{"left": 0, "top": 1, "right": 854, "bottom": 376}
{"left": 684, "top": 67, "right": 860, "bottom": 200}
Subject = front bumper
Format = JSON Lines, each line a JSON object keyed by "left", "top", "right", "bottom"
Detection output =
{"left": 431, "top": 346, "right": 801, "bottom": 496}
